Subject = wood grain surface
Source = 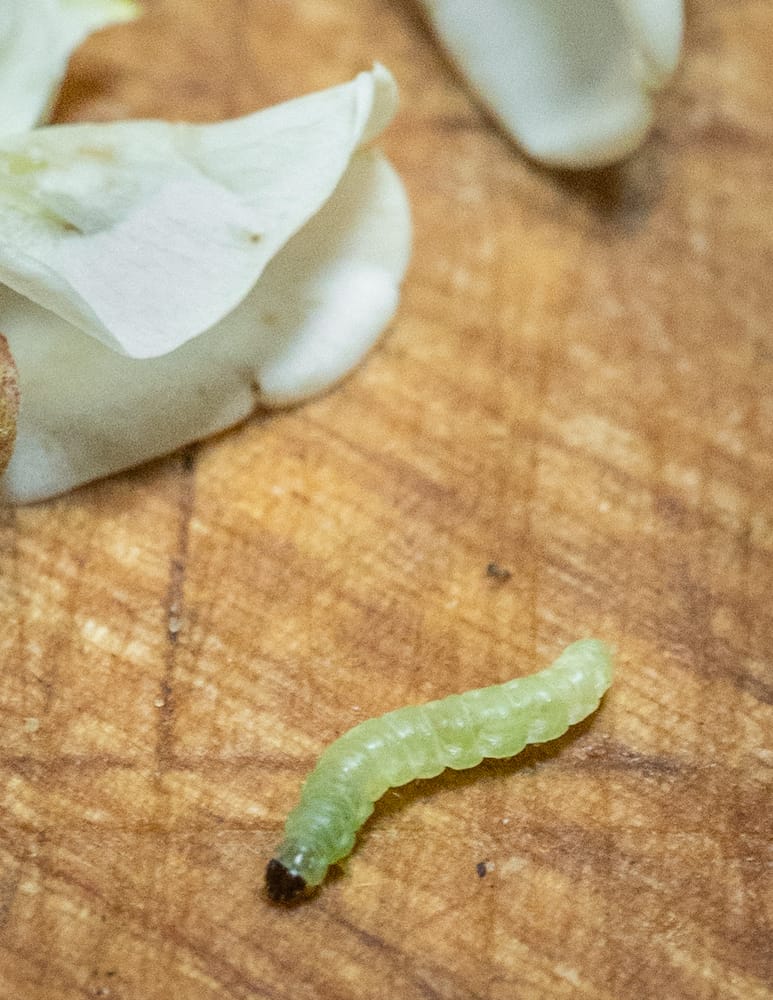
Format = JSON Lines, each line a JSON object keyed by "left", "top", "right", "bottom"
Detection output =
{"left": 0, "top": 337, "right": 18, "bottom": 476}
{"left": 1, "top": 1, "right": 771, "bottom": 998}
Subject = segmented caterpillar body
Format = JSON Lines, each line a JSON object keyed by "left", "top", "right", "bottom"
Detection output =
{"left": 266, "top": 638, "right": 613, "bottom": 901}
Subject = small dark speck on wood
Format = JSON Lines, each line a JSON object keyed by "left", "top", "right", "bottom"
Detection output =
{"left": 476, "top": 861, "right": 488, "bottom": 878}
{"left": 486, "top": 562, "right": 512, "bottom": 582}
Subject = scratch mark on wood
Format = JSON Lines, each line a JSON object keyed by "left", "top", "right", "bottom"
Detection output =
{"left": 0, "top": 855, "right": 280, "bottom": 1000}
{"left": 0, "top": 869, "right": 21, "bottom": 931}
{"left": 156, "top": 449, "right": 197, "bottom": 772}
{"left": 524, "top": 338, "right": 552, "bottom": 661}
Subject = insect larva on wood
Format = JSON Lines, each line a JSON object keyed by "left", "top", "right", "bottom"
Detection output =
{"left": 265, "top": 638, "right": 613, "bottom": 902}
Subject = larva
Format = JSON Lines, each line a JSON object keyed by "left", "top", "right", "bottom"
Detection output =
{"left": 266, "top": 638, "right": 613, "bottom": 901}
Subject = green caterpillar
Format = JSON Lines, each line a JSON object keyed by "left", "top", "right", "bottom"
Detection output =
{"left": 266, "top": 638, "right": 613, "bottom": 902}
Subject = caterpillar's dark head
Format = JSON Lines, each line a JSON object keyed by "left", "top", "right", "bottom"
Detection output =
{"left": 265, "top": 859, "right": 307, "bottom": 903}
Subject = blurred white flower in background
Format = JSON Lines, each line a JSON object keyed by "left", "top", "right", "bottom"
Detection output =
{"left": 419, "top": 0, "right": 684, "bottom": 168}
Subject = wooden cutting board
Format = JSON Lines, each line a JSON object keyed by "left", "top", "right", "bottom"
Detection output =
{"left": 1, "top": 2, "right": 770, "bottom": 997}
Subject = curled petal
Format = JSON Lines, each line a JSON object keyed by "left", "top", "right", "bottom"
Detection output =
{"left": 0, "top": 68, "right": 411, "bottom": 503}
{"left": 0, "top": 65, "right": 398, "bottom": 357}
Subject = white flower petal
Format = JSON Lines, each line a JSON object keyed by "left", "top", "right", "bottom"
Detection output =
{"left": 1, "top": 149, "right": 411, "bottom": 504}
{"left": 0, "top": 64, "right": 398, "bottom": 357}
{"left": 0, "top": 0, "right": 138, "bottom": 137}
{"left": 616, "top": 0, "right": 684, "bottom": 86}
{"left": 420, "top": 0, "right": 684, "bottom": 168}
